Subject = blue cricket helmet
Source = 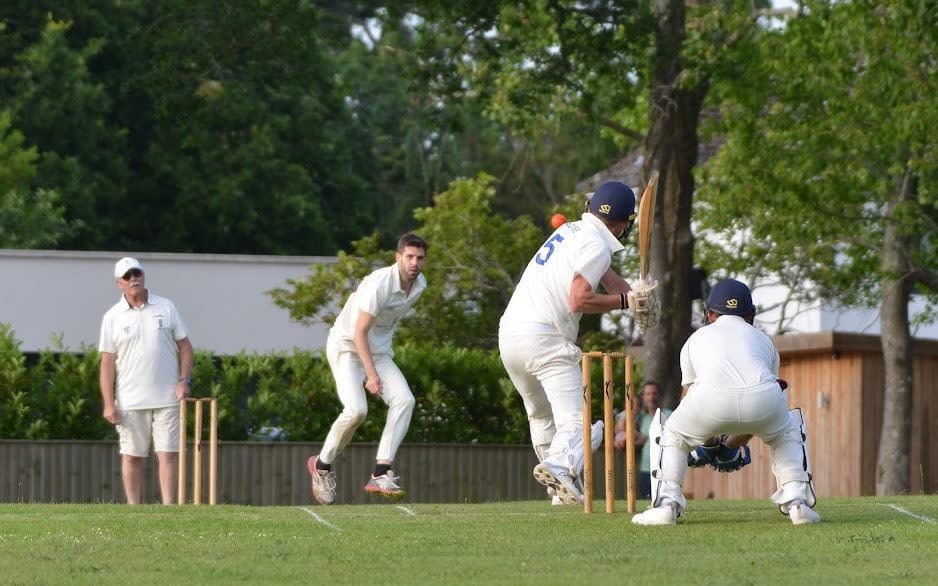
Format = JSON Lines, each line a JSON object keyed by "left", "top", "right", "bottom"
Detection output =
{"left": 588, "top": 181, "right": 636, "bottom": 222}
{"left": 706, "top": 279, "right": 755, "bottom": 316}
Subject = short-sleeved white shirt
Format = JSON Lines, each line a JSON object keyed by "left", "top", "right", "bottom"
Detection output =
{"left": 500, "top": 212, "right": 625, "bottom": 342}
{"left": 679, "top": 315, "right": 780, "bottom": 389}
{"left": 329, "top": 264, "right": 427, "bottom": 356}
{"left": 98, "top": 293, "right": 189, "bottom": 410}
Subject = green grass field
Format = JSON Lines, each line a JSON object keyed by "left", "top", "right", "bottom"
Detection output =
{"left": 2, "top": 496, "right": 936, "bottom": 585}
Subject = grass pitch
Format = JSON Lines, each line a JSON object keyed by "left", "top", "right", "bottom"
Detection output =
{"left": 2, "top": 496, "right": 936, "bottom": 585}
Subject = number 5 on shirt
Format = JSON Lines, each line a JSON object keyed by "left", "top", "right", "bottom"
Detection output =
{"left": 535, "top": 234, "right": 565, "bottom": 265}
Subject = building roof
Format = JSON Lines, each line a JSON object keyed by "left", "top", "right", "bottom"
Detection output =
{"left": 576, "top": 136, "right": 726, "bottom": 193}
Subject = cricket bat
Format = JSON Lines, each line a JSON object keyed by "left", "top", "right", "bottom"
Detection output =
{"left": 637, "top": 171, "right": 659, "bottom": 282}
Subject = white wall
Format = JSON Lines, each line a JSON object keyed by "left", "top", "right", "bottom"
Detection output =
{"left": 753, "top": 285, "right": 938, "bottom": 340}
{"left": 0, "top": 249, "right": 335, "bottom": 355}
{"left": 4, "top": 249, "right": 934, "bottom": 355}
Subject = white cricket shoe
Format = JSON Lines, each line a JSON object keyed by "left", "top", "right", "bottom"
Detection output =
{"left": 788, "top": 502, "right": 821, "bottom": 525}
{"left": 631, "top": 501, "right": 679, "bottom": 526}
{"left": 364, "top": 470, "right": 406, "bottom": 500}
{"left": 307, "top": 455, "right": 337, "bottom": 505}
{"left": 533, "top": 463, "right": 583, "bottom": 505}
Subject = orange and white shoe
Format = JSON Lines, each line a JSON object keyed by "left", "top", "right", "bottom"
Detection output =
{"left": 364, "top": 471, "right": 406, "bottom": 500}
{"left": 533, "top": 463, "right": 583, "bottom": 505}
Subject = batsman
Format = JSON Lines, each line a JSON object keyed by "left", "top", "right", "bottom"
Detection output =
{"left": 498, "top": 180, "right": 659, "bottom": 504}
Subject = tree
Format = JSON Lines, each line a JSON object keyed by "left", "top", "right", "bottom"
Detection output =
{"left": 330, "top": 14, "right": 622, "bottom": 245}
{"left": 270, "top": 174, "right": 543, "bottom": 348}
{"left": 408, "top": 0, "right": 776, "bottom": 405}
{"left": 0, "top": 111, "right": 70, "bottom": 248}
{"left": 1, "top": 2, "right": 617, "bottom": 254}
{"left": 697, "top": 0, "right": 938, "bottom": 494}
{"left": 2, "top": 15, "right": 127, "bottom": 249}
{"left": 0, "top": 1, "right": 373, "bottom": 254}
{"left": 124, "top": 0, "right": 368, "bottom": 254}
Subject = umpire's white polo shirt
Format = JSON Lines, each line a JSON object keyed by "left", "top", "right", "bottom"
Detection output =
{"left": 329, "top": 264, "right": 427, "bottom": 357}
{"left": 98, "top": 293, "right": 189, "bottom": 410}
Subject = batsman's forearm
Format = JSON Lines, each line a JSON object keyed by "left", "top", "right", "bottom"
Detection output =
{"left": 569, "top": 273, "right": 626, "bottom": 313}
{"left": 572, "top": 292, "right": 625, "bottom": 314}
{"left": 599, "top": 269, "right": 631, "bottom": 295}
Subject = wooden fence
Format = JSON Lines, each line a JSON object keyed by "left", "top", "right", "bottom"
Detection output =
{"left": 1, "top": 440, "right": 632, "bottom": 505}
{"left": 5, "top": 331, "right": 935, "bottom": 505}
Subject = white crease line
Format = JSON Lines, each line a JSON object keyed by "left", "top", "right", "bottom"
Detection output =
{"left": 299, "top": 507, "right": 342, "bottom": 531}
{"left": 396, "top": 505, "right": 417, "bottom": 517}
{"left": 883, "top": 503, "right": 936, "bottom": 524}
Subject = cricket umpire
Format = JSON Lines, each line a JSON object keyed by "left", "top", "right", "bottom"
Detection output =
{"left": 98, "top": 257, "right": 194, "bottom": 505}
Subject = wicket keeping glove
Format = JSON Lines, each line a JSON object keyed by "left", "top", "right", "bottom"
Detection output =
{"left": 713, "top": 436, "right": 752, "bottom": 473}
{"left": 687, "top": 443, "right": 718, "bottom": 468}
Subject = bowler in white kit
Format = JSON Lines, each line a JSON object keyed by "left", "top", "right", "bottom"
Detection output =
{"left": 632, "top": 279, "right": 820, "bottom": 525}
{"left": 499, "top": 181, "right": 655, "bottom": 504}
{"left": 307, "top": 233, "right": 428, "bottom": 504}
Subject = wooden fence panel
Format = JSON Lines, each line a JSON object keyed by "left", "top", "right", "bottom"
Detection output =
{"left": 0, "top": 439, "right": 627, "bottom": 505}
{"left": 1, "top": 440, "right": 630, "bottom": 505}
{"left": 5, "top": 335, "right": 936, "bottom": 505}
{"left": 860, "top": 352, "right": 886, "bottom": 495}
{"left": 911, "top": 355, "right": 938, "bottom": 494}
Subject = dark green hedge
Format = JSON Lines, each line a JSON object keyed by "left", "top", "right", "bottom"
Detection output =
{"left": 1, "top": 324, "right": 634, "bottom": 443}
{"left": 0, "top": 324, "right": 531, "bottom": 443}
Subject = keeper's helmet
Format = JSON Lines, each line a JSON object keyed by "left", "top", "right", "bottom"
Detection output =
{"left": 706, "top": 279, "right": 755, "bottom": 317}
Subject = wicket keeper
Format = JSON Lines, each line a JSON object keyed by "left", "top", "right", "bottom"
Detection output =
{"left": 632, "top": 279, "right": 820, "bottom": 525}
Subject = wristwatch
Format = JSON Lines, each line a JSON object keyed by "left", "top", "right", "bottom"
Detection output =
{"left": 179, "top": 376, "right": 193, "bottom": 385}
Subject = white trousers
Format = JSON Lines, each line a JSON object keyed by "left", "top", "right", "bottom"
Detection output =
{"left": 656, "top": 381, "right": 813, "bottom": 512}
{"left": 319, "top": 342, "right": 415, "bottom": 465}
{"left": 498, "top": 331, "right": 584, "bottom": 474}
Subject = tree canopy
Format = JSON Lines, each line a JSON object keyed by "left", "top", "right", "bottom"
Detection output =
{"left": 0, "top": 1, "right": 617, "bottom": 254}
{"left": 696, "top": 0, "right": 938, "bottom": 494}
{"left": 0, "top": 111, "right": 70, "bottom": 248}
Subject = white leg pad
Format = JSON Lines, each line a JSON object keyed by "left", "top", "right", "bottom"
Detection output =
{"left": 766, "top": 408, "right": 816, "bottom": 513}
{"left": 564, "top": 420, "right": 604, "bottom": 477}
{"left": 543, "top": 419, "right": 584, "bottom": 475}
{"left": 649, "top": 409, "right": 688, "bottom": 513}
{"left": 771, "top": 481, "right": 817, "bottom": 514}
{"left": 529, "top": 417, "right": 556, "bottom": 459}
{"left": 649, "top": 408, "right": 665, "bottom": 506}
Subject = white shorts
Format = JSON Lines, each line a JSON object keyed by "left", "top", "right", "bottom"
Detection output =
{"left": 116, "top": 406, "right": 179, "bottom": 457}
